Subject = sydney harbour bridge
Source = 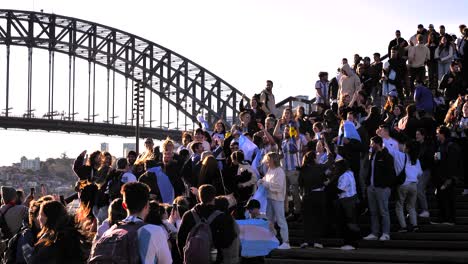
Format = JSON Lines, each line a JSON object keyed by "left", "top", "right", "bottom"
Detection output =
{"left": 0, "top": 9, "right": 261, "bottom": 142}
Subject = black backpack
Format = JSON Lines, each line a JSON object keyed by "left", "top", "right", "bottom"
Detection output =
{"left": 107, "top": 171, "right": 125, "bottom": 200}
{"left": 1, "top": 226, "right": 28, "bottom": 264}
{"left": 89, "top": 221, "right": 146, "bottom": 264}
{"left": 0, "top": 206, "right": 14, "bottom": 240}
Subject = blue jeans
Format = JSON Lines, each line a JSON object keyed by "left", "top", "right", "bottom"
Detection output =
{"left": 367, "top": 186, "right": 391, "bottom": 235}
{"left": 267, "top": 198, "right": 289, "bottom": 243}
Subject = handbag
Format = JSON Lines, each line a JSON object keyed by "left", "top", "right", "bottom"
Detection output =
{"left": 395, "top": 154, "right": 407, "bottom": 186}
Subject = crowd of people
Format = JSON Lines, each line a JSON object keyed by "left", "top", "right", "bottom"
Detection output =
{"left": 0, "top": 23, "right": 467, "bottom": 263}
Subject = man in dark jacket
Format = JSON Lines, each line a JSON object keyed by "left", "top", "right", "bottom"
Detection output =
{"left": 388, "top": 30, "right": 409, "bottom": 58}
{"left": 433, "top": 126, "right": 463, "bottom": 224}
{"left": 177, "top": 184, "right": 237, "bottom": 262}
{"left": 363, "top": 136, "right": 396, "bottom": 241}
{"left": 439, "top": 61, "right": 464, "bottom": 103}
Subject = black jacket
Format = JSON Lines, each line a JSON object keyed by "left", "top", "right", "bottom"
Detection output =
{"left": 367, "top": 148, "right": 396, "bottom": 188}
{"left": 433, "top": 140, "right": 463, "bottom": 187}
{"left": 298, "top": 163, "right": 328, "bottom": 194}
{"left": 439, "top": 71, "right": 463, "bottom": 102}
{"left": 72, "top": 155, "right": 98, "bottom": 182}
{"left": 177, "top": 204, "right": 237, "bottom": 259}
{"left": 138, "top": 170, "right": 162, "bottom": 202}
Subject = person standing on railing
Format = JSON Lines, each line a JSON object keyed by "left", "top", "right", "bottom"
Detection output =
{"left": 315, "top": 72, "right": 330, "bottom": 108}
{"left": 260, "top": 80, "right": 277, "bottom": 118}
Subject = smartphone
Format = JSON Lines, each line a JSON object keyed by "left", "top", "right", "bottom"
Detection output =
{"left": 30, "top": 188, "right": 35, "bottom": 195}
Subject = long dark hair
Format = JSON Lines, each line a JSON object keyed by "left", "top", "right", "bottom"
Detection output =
{"left": 36, "top": 201, "right": 73, "bottom": 246}
{"left": 406, "top": 140, "right": 420, "bottom": 165}
{"left": 108, "top": 198, "right": 126, "bottom": 226}
{"left": 145, "top": 201, "right": 164, "bottom": 226}
{"left": 86, "top": 150, "right": 101, "bottom": 168}
{"left": 302, "top": 151, "right": 317, "bottom": 167}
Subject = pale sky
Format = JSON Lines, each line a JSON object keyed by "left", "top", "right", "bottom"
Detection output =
{"left": 0, "top": 0, "right": 466, "bottom": 166}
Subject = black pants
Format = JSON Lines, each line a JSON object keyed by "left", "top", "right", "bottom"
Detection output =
{"left": 427, "top": 61, "right": 438, "bottom": 90}
{"left": 241, "top": 257, "right": 265, "bottom": 264}
{"left": 409, "top": 66, "right": 426, "bottom": 95}
{"left": 436, "top": 184, "right": 456, "bottom": 223}
{"left": 335, "top": 195, "right": 360, "bottom": 247}
{"left": 302, "top": 192, "right": 327, "bottom": 244}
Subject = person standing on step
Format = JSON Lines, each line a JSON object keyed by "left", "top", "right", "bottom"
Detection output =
{"left": 386, "top": 140, "right": 422, "bottom": 232}
{"left": 433, "top": 126, "right": 463, "bottom": 225}
{"left": 258, "top": 152, "right": 290, "bottom": 250}
{"left": 415, "top": 128, "right": 435, "bottom": 218}
{"left": 333, "top": 159, "right": 360, "bottom": 250}
{"left": 298, "top": 150, "right": 333, "bottom": 249}
{"left": 363, "top": 136, "right": 396, "bottom": 241}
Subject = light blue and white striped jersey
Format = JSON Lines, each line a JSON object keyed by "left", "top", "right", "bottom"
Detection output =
{"left": 119, "top": 215, "right": 172, "bottom": 264}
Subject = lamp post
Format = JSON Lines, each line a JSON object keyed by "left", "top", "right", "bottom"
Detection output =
{"left": 133, "top": 80, "right": 145, "bottom": 155}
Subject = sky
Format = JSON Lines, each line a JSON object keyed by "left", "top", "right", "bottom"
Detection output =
{"left": 0, "top": 0, "right": 467, "bottom": 166}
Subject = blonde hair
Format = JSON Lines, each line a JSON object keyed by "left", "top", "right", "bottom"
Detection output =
{"left": 262, "top": 152, "right": 281, "bottom": 168}
{"left": 161, "top": 137, "right": 174, "bottom": 152}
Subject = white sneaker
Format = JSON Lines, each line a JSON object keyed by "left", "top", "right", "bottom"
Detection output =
{"left": 418, "top": 211, "right": 430, "bottom": 218}
{"left": 313, "top": 243, "right": 324, "bottom": 249}
{"left": 363, "top": 233, "right": 379, "bottom": 240}
{"left": 300, "top": 242, "right": 308, "bottom": 248}
{"left": 277, "top": 242, "right": 291, "bottom": 250}
{"left": 379, "top": 233, "right": 390, "bottom": 241}
{"left": 340, "top": 245, "right": 356, "bottom": 250}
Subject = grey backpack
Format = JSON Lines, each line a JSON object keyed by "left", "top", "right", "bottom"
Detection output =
{"left": 183, "top": 209, "right": 222, "bottom": 264}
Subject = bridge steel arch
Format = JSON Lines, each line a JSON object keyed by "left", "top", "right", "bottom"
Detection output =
{"left": 0, "top": 9, "right": 243, "bottom": 136}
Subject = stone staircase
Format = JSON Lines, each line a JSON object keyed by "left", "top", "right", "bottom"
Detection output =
{"left": 266, "top": 189, "right": 468, "bottom": 263}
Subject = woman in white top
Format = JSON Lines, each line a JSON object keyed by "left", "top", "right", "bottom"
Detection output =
{"left": 386, "top": 140, "right": 422, "bottom": 232}
{"left": 258, "top": 152, "right": 290, "bottom": 250}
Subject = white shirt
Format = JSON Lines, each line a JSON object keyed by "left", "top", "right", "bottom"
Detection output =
{"left": 337, "top": 170, "right": 357, "bottom": 199}
{"left": 386, "top": 147, "right": 422, "bottom": 185}
{"left": 383, "top": 137, "right": 399, "bottom": 151}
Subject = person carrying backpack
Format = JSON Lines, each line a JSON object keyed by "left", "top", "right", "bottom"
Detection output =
{"left": 177, "top": 184, "right": 237, "bottom": 264}
{"left": 89, "top": 182, "right": 172, "bottom": 264}
{"left": 0, "top": 187, "right": 28, "bottom": 242}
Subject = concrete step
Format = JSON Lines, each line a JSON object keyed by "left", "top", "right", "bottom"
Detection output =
{"left": 288, "top": 222, "right": 468, "bottom": 233}
{"left": 267, "top": 248, "right": 468, "bottom": 263}
{"left": 266, "top": 259, "right": 423, "bottom": 264}
{"left": 288, "top": 238, "right": 468, "bottom": 250}
{"left": 289, "top": 231, "right": 468, "bottom": 241}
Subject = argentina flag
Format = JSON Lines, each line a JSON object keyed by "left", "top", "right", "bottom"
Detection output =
{"left": 237, "top": 219, "right": 279, "bottom": 257}
{"left": 238, "top": 134, "right": 258, "bottom": 162}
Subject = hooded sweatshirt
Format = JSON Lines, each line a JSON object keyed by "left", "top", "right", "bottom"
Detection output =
{"left": 338, "top": 64, "right": 361, "bottom": 100}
